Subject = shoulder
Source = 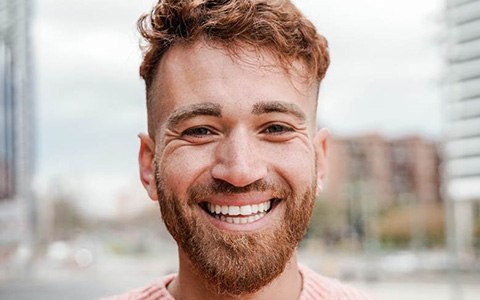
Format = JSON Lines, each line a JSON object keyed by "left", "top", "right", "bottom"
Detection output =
{"left": 299, "top": 265, "right": 373, "bottom": 300}
{"left": 101, "top": 274, "right": 176, "bottom": 300}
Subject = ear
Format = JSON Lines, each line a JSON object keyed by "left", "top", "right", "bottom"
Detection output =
{"left": 138, "top": 133, "right": 158, "bottom": 201}
{"left": 313, "top": 128, "right": 329, "bottom": 195}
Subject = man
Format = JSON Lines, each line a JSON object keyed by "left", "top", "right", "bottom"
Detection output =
{"left": 107, "top": 0, "right": 372, "bottom": 299}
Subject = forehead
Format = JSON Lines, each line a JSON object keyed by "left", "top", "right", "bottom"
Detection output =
{"left": 156, "top": 41, "right": 312, "bottom": 87}
{"left": 150, "top": 41, "right": 318, "bottom": 129}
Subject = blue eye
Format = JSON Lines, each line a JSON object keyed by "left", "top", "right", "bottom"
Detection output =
{"left": 264, "top": 124, "right": 292, "bottom": 134}
{"left": 182, "top": 127, "right": 213, "bottom": 137}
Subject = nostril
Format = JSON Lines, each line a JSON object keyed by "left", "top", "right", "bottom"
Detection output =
{"left": 211, "top": 161, "right": 268, "bottom": 188}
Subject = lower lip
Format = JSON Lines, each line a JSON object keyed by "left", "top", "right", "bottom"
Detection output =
{"left": 200, "top": 203, "right": 280, "bottom": 232}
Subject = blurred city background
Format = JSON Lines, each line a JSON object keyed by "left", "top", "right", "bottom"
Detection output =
{"left": 1, "top": 0, "right": 480, "bottom": 299}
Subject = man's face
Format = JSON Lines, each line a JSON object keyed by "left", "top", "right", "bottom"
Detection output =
{"left": 139, "top": 41, "right": 328, "bottom": 295}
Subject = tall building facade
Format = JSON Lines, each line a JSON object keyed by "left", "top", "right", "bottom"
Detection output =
{"left": 0, "top": 0, "right": 35, "bottom": 254}
{"left": 445, "top": 0, "right": 480, "bottom": 262}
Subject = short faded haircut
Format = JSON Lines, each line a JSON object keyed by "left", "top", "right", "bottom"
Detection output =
{"left": 138, "top": 0, "right": 330, "bottom": 136}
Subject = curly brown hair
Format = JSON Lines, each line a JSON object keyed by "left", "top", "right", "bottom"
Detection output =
{"left": 138, "top": 0, "right": 330, "bottom": 133}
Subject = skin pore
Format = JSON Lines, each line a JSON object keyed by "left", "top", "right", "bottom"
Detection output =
{"left": 138, "top": 40, "right": 329, "bottom": 299}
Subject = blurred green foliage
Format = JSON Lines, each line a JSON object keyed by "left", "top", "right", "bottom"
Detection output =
{"left": 377, "top": 204, "right": 445, "bottom": 248}
{"left": 307, "top": 198, "right": 445, "bottom": 250}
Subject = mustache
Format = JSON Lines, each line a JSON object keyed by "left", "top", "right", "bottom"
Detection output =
{"left": 187, "top": 179, "right": 290, "bottom": 203}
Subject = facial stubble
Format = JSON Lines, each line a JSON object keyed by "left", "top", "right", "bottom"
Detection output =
{"left": 154, "top": 163, "right": 316, "bottom": 296}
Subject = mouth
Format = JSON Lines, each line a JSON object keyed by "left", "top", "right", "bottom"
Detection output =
{"left": 199, "top": 199, "right": 281, "bottom": 224}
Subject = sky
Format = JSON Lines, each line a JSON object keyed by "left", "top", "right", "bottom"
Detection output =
{"left": 33, "top": 0, "right": 445, "bottom": 217}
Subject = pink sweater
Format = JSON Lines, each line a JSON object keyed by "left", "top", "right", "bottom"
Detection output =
{"left": 104, "top": 265, "right": 372, "bottom": 300}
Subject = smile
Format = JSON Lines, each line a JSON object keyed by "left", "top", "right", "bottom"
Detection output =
{"left": 200, "top": 199, "right": 279, "bottom": 224}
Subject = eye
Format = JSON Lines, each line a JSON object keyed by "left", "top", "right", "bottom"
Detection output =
{"left": 263, "top": 124, "right": 293, "bottom": 135}
{"left": 181, "top": 126, "right": 214, "bottom": 137}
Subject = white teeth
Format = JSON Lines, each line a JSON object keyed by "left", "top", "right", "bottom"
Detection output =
{"left": 258, "top": 203, "right": 264, "bottom": 212}
{"left": 221, "top": 205, "right": 228, "bottom": 214}
{"left": 230, "top": 206, "right": 240, "bottom": 215}
{"left": 206, "top": 200, "right": 273, "bottom": 223}
{"left": 218, "top": 211, "right": 269, "bottom": 224}
{"left": 240, "top": 205, "right": 252, "bottom": 215}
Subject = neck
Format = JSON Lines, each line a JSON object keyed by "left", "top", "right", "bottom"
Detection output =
{"left": 168, "top": 249, "right": 302, "bottom": 300}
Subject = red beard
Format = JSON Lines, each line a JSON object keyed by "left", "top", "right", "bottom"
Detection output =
{"left": 156, "top": 169, "right": 316, "bottom": 296}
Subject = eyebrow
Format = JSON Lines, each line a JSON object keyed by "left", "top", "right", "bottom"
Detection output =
{"left": 252, "top": 101, "right": 306, "bottom": 122}
{"left": 166, "top": 102, "right": 222, "bottom": 128}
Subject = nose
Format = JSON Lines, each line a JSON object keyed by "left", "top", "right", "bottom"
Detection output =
{"left": 211, "top": 128, "right": 268, "bottom": 187}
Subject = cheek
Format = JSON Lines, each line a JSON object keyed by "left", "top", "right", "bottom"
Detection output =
{"left": 159, "top": 146, "right": 214, "bottom": 195}
{"left": 265, "top": 143, "right": 316, "bottom": 191}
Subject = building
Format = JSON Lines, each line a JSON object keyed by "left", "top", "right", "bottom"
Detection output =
{"left": 0, "top": 0, "right": 35, "bottom": 264}
{"left": 326, "top": 134, "right": 441, "bottom": 208}
{"left": 324, "top": 134, "right": 441, "bottom": 247}
{"left": 445, "top": 0, "right": 480, "bottom": 262}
